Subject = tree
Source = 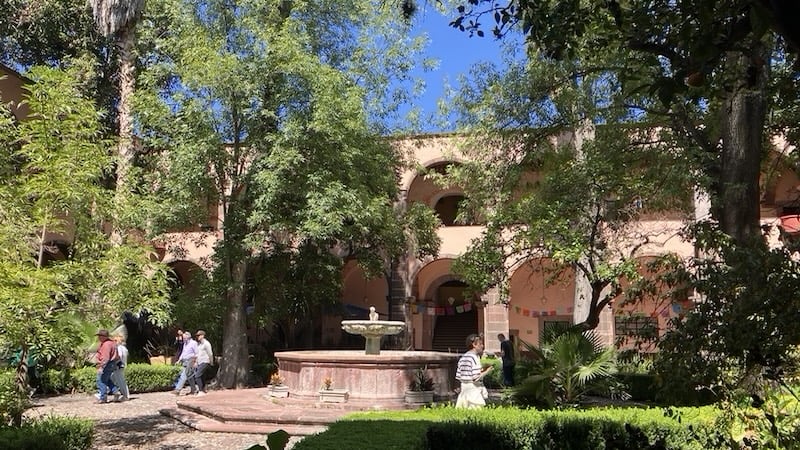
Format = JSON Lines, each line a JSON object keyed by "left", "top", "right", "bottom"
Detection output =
{"left": 0, "top": 0, "right": 118, "bottom": 132}
{"left": 451, "top": 0, "right": 800, "bottom": 247}
{"left": 444, "top": 47, "right": 695, "bottom": 329}
{"left": 89, "top": 0, "right": 144, "bottom": 244}
{"left": 135, "top": 0, "right": 434, "bottom": 387}
{"left": 447, "top": 0, "right": 800, "bottom": 400}
{"left": 0, "top": 63, "right": 171, "bottom": 425}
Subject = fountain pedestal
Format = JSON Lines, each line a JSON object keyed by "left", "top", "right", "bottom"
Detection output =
{"left": 341, "top": 320, "right": 405, "bottom": 355}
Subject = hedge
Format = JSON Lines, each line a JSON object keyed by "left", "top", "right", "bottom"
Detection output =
{"left": 38, "top": 363, "right": 182, "bottom": 395}
{"left": 0, "top": 416, "right": 93, "bottom": 450}
{"left": 424, "top": 407, "right": 725, "bottom": 450}
{"left": 296, "top": 406, "right": 726, "bottom": 450}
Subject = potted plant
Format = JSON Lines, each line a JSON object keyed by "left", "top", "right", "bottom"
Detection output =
{"left": 319, "top": 376, "right": 348, "bottom": 403}
{"left": 267, "top": 373, "right": 289, "bottom": 398}
{"left": 405, "top": 366, "right": 435, "bottom": 405}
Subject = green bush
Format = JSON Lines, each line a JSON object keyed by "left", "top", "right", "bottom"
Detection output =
{"left": 0, "top": 416, "right": 93, "bottom": 450}
{"left": 0, "top": 371, "right": 29, "bottom": 426}
{"left": 297, "top": 406, "right": 727, "bottom": 450}
{"left": 425, "top": 407, "right": 725, "bottom": 450}
{"left": 39, "top": 363, "right": 182, "bottom": 394}
{"left": 480, "top": 357, "right": 503, "bottom": 389}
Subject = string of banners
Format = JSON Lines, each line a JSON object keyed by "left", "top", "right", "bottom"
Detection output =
{"left": 410, "top": 301, "right": 480, "bottom": 316}
{"left": 511, "top": 305, "right": 574, "bottom": 317}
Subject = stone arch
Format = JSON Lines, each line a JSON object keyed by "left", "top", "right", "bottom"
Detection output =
{"left": 400, "top": 156, "right": 467, "bottom": 194}
{"left": 507, "top": 257, "right": 576, "bottom": 346}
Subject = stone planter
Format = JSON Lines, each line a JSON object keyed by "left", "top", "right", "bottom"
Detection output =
{"left": 268, "top": 385, "right": 290, "bottom": 398}
{"left": 404, "top": 390, "right": 434, "bottom": 405}
{"left": 319, "top": 388, "right": 349, "bottom": 403}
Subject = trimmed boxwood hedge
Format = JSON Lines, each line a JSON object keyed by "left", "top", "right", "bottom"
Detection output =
{"left": 295, "top": 406, "right": 725, "bottom": 450}
{"left": 38, "top": 363, "right": 182, "bottom": 395}
{"left": 425, "top": 407, "right": 725, "bottom": 450}
{"left": 0, "top": 416, "right": 93, "bottom": 450}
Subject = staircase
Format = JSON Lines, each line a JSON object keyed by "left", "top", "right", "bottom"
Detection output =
{"left": 432, "top": 310, "right": 478, "bottom": 353}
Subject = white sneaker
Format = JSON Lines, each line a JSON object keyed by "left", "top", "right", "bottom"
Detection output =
{"left": 195, "top": 391, "right": 206, "bottom": 397}
{"left": 113, "top": 392, "right": 121, "bottom": 402}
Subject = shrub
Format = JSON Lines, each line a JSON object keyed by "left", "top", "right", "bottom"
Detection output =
{"left": 0, "top": 415, "right": 93, "bottom": 450}
{"left": 0, "top": 371, "right": 29, "bottom": 426}
{"left": 39, "top": 363, "right": 182, "bottom": 394}
{"left": 425, "top": 407, "right": 726, "bottom": 450}
{"left": 480, "top": 357, "right": 503, "bottom": 389}
{"left": 297, "top": 406, "right": 726, "bottom": 450}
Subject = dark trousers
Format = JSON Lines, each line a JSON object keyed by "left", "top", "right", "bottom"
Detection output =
{"left": 502, "top": 363, "right": 515, "bottom": 386}
{"left": 193, "top": 362, "right": 209, "bottom": 392}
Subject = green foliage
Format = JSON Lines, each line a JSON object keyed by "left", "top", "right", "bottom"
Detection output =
{"left": 133, "top": 0, "right": 438, "bottom": 381}
{"left": 0, "top": 63, "right": 171, "bottom": 422}
{"left": 713, "top": 384, "right": 800, "bottom": 449}
{"left": 656, "top": 223, "right": 800, "bottom": 400}
{"left": 0, "top": 415, "right": 93, "bottom": 450}
{"left": 298, "top": 406, "right": 724, "bottom": 450}
{"left": 38, "top": 363, "right": 181, "bottom": 394}
{"left": 0, "top": 372, "right": 28, "bottom": 427}
{"left": 408, "top": 366, "right": 434, "bottom": 392}
{"left": 293, "top": 419, "right": 431, "bottom": 450}
{"left": 511, "top": 326, "right": 619, "bottom": 408}
{"left": 479, "top": 357, "right": 503, "bottom": 389}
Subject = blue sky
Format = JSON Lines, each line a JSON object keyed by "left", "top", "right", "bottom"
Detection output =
{"left": 406, "top": 5, "right": 510, "bottom": 132}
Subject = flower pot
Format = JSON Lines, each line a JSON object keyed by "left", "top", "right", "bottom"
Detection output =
{"left": 404, "top": 390, "right": 434, "bottom": 405}
{"left": 268, "top": 385, "right": 290, "bottom": 398}
{"left": 319, "top": 388, "right": 349, "bottom": 403}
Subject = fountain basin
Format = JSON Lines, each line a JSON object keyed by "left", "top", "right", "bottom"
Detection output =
{"left": 276, "top": 350, "right": 460, "bottom": 406}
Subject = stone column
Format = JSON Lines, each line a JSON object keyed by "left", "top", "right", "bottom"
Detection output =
{"left": 481, "top": 286, "right": 509, "bottom": 354}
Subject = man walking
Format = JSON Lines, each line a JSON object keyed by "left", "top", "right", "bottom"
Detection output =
{"left": 95, "top": 329, "right": 118, "bottom": 403}
{"left": 172, "top": 331, "right": 198, "bottom": 395}
{"left": 192, "top": 330, "right": 213, "bottom": 396}
{"left": 497, "top": 333, "right": 515, "bottom": 387}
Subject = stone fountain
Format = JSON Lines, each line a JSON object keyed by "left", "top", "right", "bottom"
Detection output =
{"left": 275, "top": 306, "right": 460, "bottom": 406}
{"left": 341, "top": 306, "right": 404, "bottom": 355}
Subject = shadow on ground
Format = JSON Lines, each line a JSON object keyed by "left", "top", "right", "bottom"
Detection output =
{"left": 93, "top": 414, "right": 192, "bottom": 450}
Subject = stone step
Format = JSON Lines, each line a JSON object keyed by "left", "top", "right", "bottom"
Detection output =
{"left": 161, "top": 407, "right": 327, "bottom": 436}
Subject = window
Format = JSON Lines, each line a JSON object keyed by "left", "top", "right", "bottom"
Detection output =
{"left": 614, "top": 315, "right": 657, "bottom": 337}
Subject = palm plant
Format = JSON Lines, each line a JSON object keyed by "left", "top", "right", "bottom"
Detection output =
{"left": 89, "top": 0, "right": 144, "bottom": 243}
{"left": 511, "top": 323, "right": 619, "bottom": 408}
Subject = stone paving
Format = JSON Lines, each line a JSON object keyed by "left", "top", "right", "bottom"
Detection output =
{"left": 162, "top": 387, "right": 367, "bottom": 436}
{"left": 24, "top": 390, "right": 305, "bottom": 450}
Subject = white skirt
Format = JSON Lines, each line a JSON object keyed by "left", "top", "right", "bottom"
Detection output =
{"left": 455, "top": 381, "right": 488, "bottom": 408}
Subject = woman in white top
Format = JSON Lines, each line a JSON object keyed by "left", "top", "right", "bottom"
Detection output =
{"left": 455, "top": 333, "right": 492, "bottom": 408}
{"left": 110, "top": 333, "right": 129, "bottom": 401}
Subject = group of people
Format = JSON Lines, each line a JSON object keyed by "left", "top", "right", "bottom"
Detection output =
{"left": 454, "top": 332, "right": 515, "bottom": 409}
{"left": 94, "top": 329, "right": 129, "bottom": 404}
{"left": 95, "top": 326, "right": 214, "bottom": 402}
{"left": 172, "top": 329, "right": 214, "bottom": 396}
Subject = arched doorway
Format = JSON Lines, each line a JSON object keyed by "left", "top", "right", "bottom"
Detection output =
{"left": 430, "top": 279, "right": 478, "bottom": 353}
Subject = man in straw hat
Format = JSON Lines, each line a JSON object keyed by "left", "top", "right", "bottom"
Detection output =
{"left": 95, "top": 329, "right": 119, "bottom": 403}
{"left": 192, "top": 330, "right": 213, "bottom": 396}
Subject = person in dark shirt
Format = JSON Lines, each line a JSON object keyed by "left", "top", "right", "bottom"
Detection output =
{"left": 497, "top": 333, "right": 515, "bottom": 386}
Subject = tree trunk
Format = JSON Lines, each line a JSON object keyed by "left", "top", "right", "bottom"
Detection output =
{"left": 111, "top": 28, "right": 137, "bottom": 245}
{"left": 717, "top": 49, "right": 767, "bottom": 245}
{"left": 218, "top": 258, "right": 250, "bottom": 388}
{"left": 12, "top": 346, "right": 29, "bottom": 427}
